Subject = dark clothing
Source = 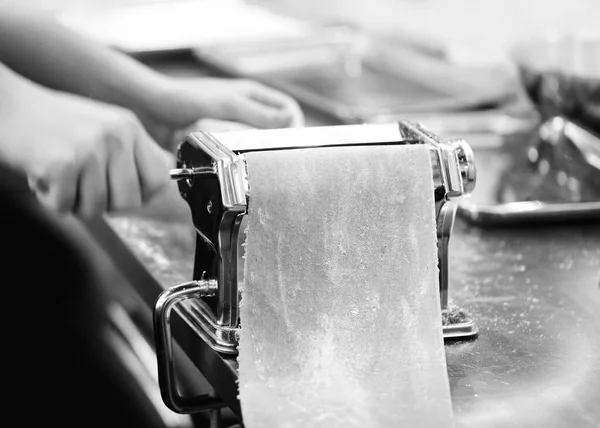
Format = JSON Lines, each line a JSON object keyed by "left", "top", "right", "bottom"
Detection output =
{"left": 1, "top": 162, "right": 168, "bottom": 428}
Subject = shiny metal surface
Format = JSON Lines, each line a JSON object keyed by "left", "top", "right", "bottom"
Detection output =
{"left": 457, "top": 118, "right": 600, "bottom": 226}
{"left": 512, "top": 31, "right": 600, "bottom": 135}
{"left": 90, "top": 214, "right": 242, "bottom": 418}
{"left": 173, "top": 132, "right": 248, "bottom": 354}
{"left": 170, "top": 166, "right": 217, "bottom": 181}
{"left": 166, "top": 123, "right": 476, "bottom": 364}
{"left": 447, "top": 220, "right": 600, "bottom": 428}
{"left": 99, "top": 204, "right": 600, "bottom": 427}
{"left": 457, "top": 30, "right": 600, "bottom": 227}
{"left": 154, "top": 280, "right": 222, "bottom": 414}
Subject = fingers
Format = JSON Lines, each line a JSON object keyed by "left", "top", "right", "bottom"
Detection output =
{"left": 246, "top": 83, "right": 294, "bottom": 109}
{"left": 227, "top": 95, "right": 284, "bottom": 129}
{"left": 192, "top": 118, "right": 256, "bottom": 133}
{"left": 246, "top": 82, "right": 305, "bottom": 128}
{"left": 106, "top": 134, "right": 142, "bottom": 211}
{"left": 28, "top": 165, "right": 78, "bottom": 214}
{"left": 30, "top": 152, "right": 109, "bottom": 219}
{"left": 226, "top": 81, "right": 304, "bottom": 129}
{"left": 167, "top": 78, "right": 304, "bottom": 130}
{"left": 230, "top": 95, "right": 300, "bottom": 129}
{"left": 29, "top": 113, "right": 171, "bottom": 217}
{"left": 132, "top": 124, "right": 173, "bottom": 204}
{"left": 75, "top": 153, "right": 108, "bottom": 218}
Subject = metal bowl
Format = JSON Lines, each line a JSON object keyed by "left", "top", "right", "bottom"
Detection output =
{"left": 512, "top": 32, "right": 600, "bottom": 133}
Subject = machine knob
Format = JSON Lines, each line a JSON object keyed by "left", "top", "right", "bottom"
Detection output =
{"left": 450, "top": 139, "right": 476, "bottom": 195}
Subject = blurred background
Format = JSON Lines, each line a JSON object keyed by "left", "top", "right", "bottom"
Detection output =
{"left": 8, "top": 0, "right": 599, "bottom": 65}
{"left": 5, "top": 0, "right": 597, "bottom": 121}
{"left": 3, "top": 0, "right": 599, "bottom": 213}
{"left": 5, "top": 0, "right": 598, "bottom": 117}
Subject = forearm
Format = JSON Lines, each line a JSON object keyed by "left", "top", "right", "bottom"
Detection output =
{"left": 0, "top": 4, "right": 169, "bottom": 121}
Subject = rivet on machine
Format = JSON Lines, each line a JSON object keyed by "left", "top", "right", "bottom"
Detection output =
{"left": 153, "top": 120, "right": 478, "bottom": 414}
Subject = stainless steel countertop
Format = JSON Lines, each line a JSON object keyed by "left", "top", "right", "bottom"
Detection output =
{"left": 446, "top": 220, "right": 600, "bottom": 428}
{"left": 90, "top": 185, "right": 600, "bottom": 428}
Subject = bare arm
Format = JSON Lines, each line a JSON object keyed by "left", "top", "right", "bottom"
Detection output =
{"left": 0, "top": 3, "right": 304, "bottom": 148}
{"left": 0, "top": 3, "right": 304, "bottom": 217}
{"left": 0, "top": 61, "right": 172, "bottom": 217}
{"left": 0, "top": 4, "right": 169, "bottom": 125}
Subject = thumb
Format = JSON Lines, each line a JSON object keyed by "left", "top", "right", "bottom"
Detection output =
{"left": 134, "top": 130, "right": 173, "bottom": 204}
{"left": 141, "top": 149, "right": 190, "bottom": 217}
{"left": 146, "top": 148, "right": 177, "bottom": 202}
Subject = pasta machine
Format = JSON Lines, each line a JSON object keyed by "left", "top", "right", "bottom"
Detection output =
{"left": 153, "top": 121, "right": 477, "bottom": 416}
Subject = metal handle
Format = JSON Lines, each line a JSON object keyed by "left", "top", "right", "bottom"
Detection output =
{"left": 436, "top": 202, "right": 457, "bottom": 310}
{"left": 154, "top": 280, "right": 222, "bottom": 414}
{"left": 170, "top": 166, "right": 216, "bottom": 181}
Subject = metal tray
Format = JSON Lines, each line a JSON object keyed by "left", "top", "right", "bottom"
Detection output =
{"left": 457, "top": 117, "right": 600, "bottom": 227}
{"left": 458, "top": 200, "right": 600, "bottom": 226}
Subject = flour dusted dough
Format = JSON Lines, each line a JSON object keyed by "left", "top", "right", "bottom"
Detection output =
{"left": 239, "top": 145, "right": 454, "bottom": 428}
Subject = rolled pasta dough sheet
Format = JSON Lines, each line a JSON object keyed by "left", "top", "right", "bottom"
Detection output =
{"left": 239, "top": 145, "right": 454, "bottom": 428}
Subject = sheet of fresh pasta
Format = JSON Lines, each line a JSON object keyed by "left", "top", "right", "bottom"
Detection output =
{"left": 238, "top": 144, "right": 454, "bottom": 428}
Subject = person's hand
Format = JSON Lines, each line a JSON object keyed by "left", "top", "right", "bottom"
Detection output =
{"left": 140, "top": 77, "right": 305, "bottom": 148}
{"left": 2, "top": 86, "right": 172, "bottom": 218}
{"left": 178, "top": 118, "right": 257, "bottom": 133}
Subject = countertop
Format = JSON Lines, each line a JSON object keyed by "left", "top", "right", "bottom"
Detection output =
{"left": 86, "top": 51, "right": 600, "bottom": 428}
{"left": 90, "top": 197, "right": 600, "bottom": 427}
